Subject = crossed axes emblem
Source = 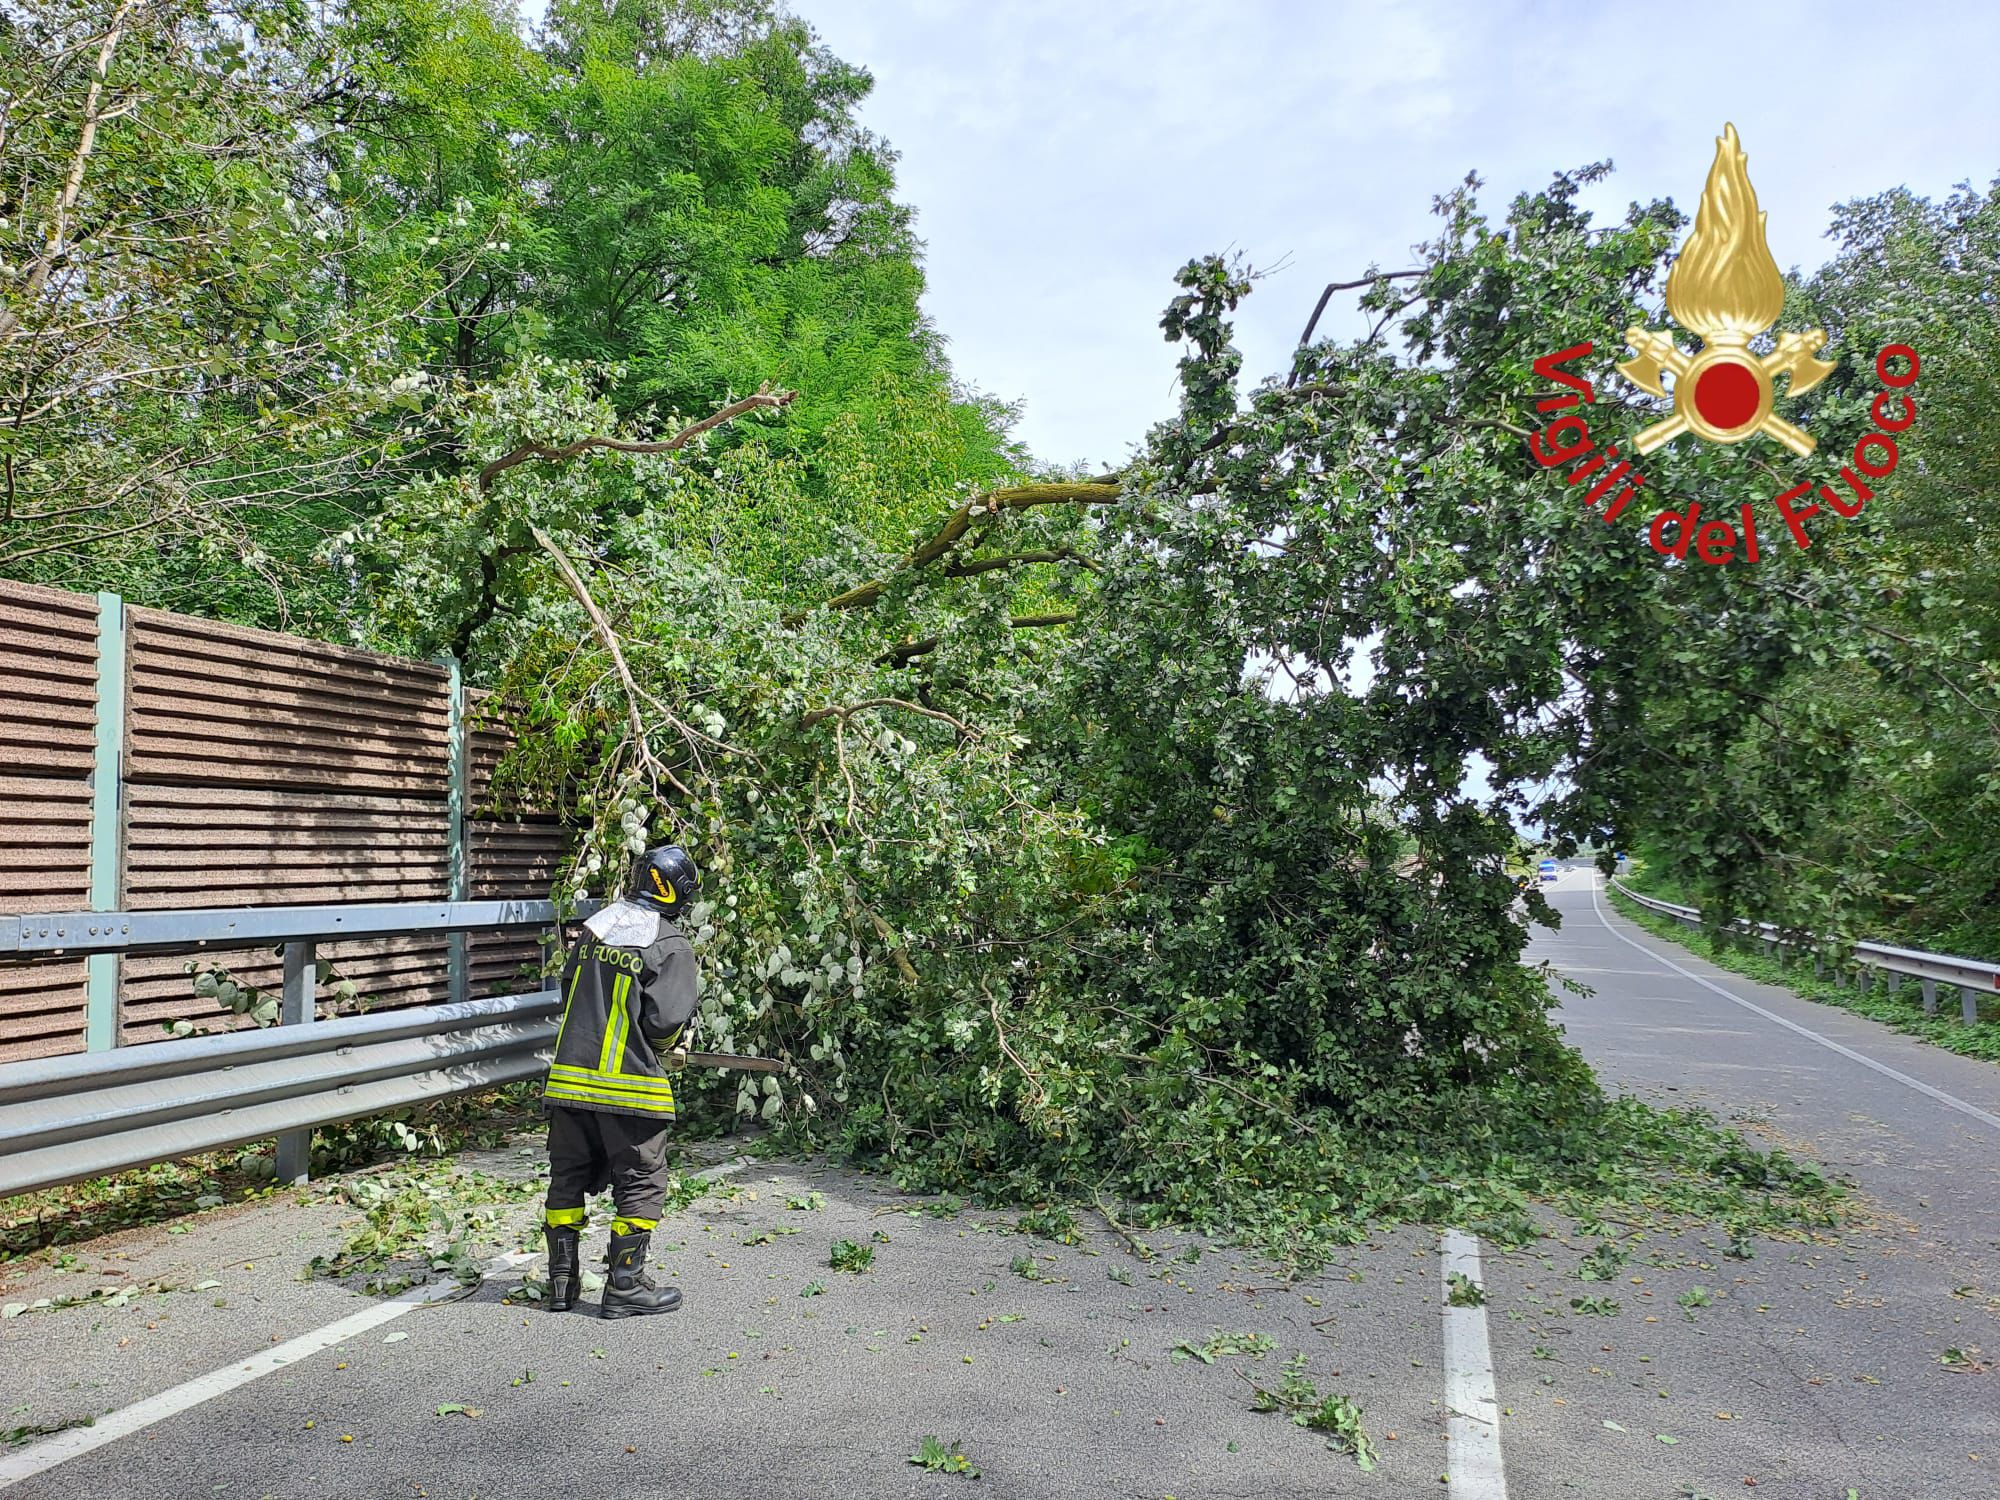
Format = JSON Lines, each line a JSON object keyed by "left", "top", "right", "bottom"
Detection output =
{"left": 1618, "top": 328, "right": 1836, "bottom": 458}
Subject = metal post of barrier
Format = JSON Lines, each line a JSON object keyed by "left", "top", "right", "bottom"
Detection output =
{"left": 1921, "top": 978, "right": 1937, "bottom": 1017}
{"left": 85, "top": 592, "right": 127, "bottom": 1052}
{"left": 1960, "top": 986, "right": 1978, "bottom": 1026}
{"left": 444, "top": 660, "right": 469, "bottom": 1009}
{"left": 274, "top": 940, "right": 317, "bottom": 1184}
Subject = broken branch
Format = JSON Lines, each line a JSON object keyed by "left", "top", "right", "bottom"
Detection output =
{"left": 477, "top": 387, "right": 796, "bottom": 494}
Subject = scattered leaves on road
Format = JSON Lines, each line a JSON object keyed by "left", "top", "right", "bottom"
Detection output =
{"left": 830, "top": 1240, "right": 873, "bottom": 1273}
{"left": 1245, "top": 1354, "right": 1377, "bottom": 1471}
{"left": 908, "top": 1435, "right": 980, "bottom": 1478}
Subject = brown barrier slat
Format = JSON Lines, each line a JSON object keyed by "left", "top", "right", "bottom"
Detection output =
{"left": 126, "top": 607, "right": 453, "bottom": 686}
{"left": 0, "top": 665, "right": 94, "bottom": 704}
{"left": 127, "top": 636, "right": 448, "bottom": 704}
{"left": 128, "top": 688, "right": 446, "bottom": 748}
{"left": 126, "top": 605, "right": 449, "bottom": 795}
{"left": 0, "top": 581, "right": 97, "bottom": 782}
{"left": 0, "top": 1029, "right": 88, "bottom": 1064}
{"left": 127, "top": 783, "right": 444, "bottom": 822}
{"left": 0, "top": 959, "right": 87, "bottom": 1061}
{"left": 122, "top": 754, "right": 447, "bottom": 796}
{"left": 0, "top": 774, "right": 93, "bottom": 914}
{"left": 124, "top": 679, "right": 448, "bottom": 750}
{"left": 122, "top": 841, "right": 449, "bottom": 875}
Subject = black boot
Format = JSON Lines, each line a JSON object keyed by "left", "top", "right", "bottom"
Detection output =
{"left": 544, "top": 1224, "right": 581, "bottom": 1312}
{"left": 600, "top": 1230, "right": 681, "bottom": 1319}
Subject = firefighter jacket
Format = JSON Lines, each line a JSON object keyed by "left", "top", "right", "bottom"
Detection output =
{"left": 544, "top": 900, "right": 699, "bottom": 1121}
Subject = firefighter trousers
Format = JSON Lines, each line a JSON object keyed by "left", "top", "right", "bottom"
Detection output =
{"left": 544, "top": 1105, "right": 672, "bottom": 1223}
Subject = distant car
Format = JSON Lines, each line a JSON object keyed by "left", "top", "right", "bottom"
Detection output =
{"left": 1539, "top": 858, "right": 1558, "bottom": 883}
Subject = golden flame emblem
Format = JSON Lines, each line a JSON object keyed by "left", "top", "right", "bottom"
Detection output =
{"left": 1619, "top": 124, "right": 1835, "bottom": 456}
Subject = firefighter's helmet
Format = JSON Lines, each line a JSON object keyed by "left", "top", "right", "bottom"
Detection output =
{"left": 633, "top": 845, "right": 700, "bottom": 913}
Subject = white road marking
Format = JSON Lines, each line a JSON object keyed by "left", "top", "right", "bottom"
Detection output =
{"left": 1440, "top": 1228, "right": 1508, "bottom": 1500}
{"left": 0, "top": 1155, "right": 753, "bottom": 1487}
{"left": 1589, "top": 878, "right": 2000, "bottom": 1135}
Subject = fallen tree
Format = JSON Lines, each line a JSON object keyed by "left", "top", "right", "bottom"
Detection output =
{"left": 349, "top": 167, "right": 1869, "bottom": 1264}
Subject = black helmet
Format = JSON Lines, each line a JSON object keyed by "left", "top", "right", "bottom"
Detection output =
{"left": 633, "top": 845, "right": 700, "bottom": 912}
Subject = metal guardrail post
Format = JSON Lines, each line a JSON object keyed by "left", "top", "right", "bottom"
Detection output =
{"left": 85, "top": 592, "right": 127, "bottom": 1052}
{"left": 1920, "top": 978, "right": 1937, "bottom": 1017}
{"left": 1960, "top": 985, "right": 1978, "bottom": 1026}
{"left": 273, "top": 940, "right": 317, "bottom": 1184}
{"left": 444, "top": 660, "right": 469, "bottom": 1009}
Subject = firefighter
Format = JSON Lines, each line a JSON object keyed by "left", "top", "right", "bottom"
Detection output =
{"left": 541, "top": 844, "right": 702, "bottom": 1318}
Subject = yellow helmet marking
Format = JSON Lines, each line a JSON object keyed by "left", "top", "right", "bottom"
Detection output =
{"left": 650, "top": 867, "right": 677, "bottom": 903}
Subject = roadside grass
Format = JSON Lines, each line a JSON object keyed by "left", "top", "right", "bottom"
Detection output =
{"left": 1608, "top": 887, "right": 2000, "bottom": 1065}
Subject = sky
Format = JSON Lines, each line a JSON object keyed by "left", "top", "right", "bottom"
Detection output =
{"left": 783, "top": 0, "right": 2000, "bottom": 470}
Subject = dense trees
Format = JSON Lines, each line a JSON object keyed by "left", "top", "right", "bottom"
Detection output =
{"left": 1624, "top": 183, "right": 2000, "bottom": 957}
{"left": 1, "top": 0, "right": 1017, "bottom": 631}
{"left": 7, "top": 1, "right": 1988, "bottom": 1245}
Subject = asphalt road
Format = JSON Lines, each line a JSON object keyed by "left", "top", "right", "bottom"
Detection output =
{"left": 3, "top": 1152, "right": 1450, "bottom": 1499}
{"left": 3, "top": 868, "right": 1997, "bottom": 1499}
{"left": 1498, "top": 870, "right": 2000, "bottom": 1500}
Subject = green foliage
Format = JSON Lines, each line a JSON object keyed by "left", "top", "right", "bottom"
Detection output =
{"left": 1015, "top": 1205, "right": 1079, "bottom": 1243}
{"left": 1622, "top": 182, "right": 2000, "bottom": 958}
{"left": 1172, "top": 1330, "right": 1274, "bottom": 1363}
{"left": 3, "top": 1417, "right": 94, "bottom": 1448}
{"left": 828, "top": 1237, "right": 873, "bottom": 1272}
{"left": 1576, "top": 1241, "right": 1628, "bottom": 1282}
{"left": 12, "top": 0, "right": 1922, "bottom": 1267}
{"left": 907, "top": 1435, "right": 979, "bottom": 1478}
{"left": 5, "top": 0, "right": 1018, "bottom": 635}
{"left": 337, "top": 164, "right": 1855, "bottom": 1274}
{"left": 1248, "top": 1354, "right": 1377, "bottom": 1470}
{"left": 307, "top": 1165, "right": 536, "bottom": 1288}
{"left": 1677, "top": 1285, "right": 1715, "bottom": 1314}
{"left": 172, "top": 952, "right": 367, "bottom": 1039}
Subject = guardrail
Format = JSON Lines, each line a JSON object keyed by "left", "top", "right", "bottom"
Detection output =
{"left": 1609, "top": 879, "right": 1999, "bottom": 1026}
{"left": 0, "top": 899, "right": 585, "bottom": 1199}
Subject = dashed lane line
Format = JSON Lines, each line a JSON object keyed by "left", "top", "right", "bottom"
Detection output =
{"left": 1440, "top": 1228, "right": 1508, "bottom": 1500}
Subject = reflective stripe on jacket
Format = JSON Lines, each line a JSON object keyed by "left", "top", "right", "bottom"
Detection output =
{"left": 544, "top": 901, "right": 699, "bottom": 1121}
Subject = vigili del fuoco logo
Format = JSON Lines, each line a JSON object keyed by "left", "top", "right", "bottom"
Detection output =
{"left": 1525, "top": 124, "right": 1920, "bottom": 566}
